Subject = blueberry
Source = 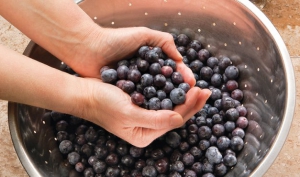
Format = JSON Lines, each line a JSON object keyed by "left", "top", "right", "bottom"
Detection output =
{"left": 165, "top": 131, "right": 181, "bottom": 148}
{"left": 186, "top": 48, "right": 198, "bottom": 61}
{"left": 59, "top": 140, "right": 73, "bottom": 154}
{"left": 56, "top": 131, "right": 69, "bottom": 142}
{"left": 135, "top": 159, "right": 146, "bottom": 170}
{"left": 145, "top": 50, "right": 159, "bottom": 63}
{"left": 212, "top": 124, "right": 225, "bottom": 137}
{"left": 211, "top": 73, "right": 222, "bottom": 87}
{"left": 218, "top": 56, "right": 232, "bottom": 70}
{"left": 188, "top": 40, "right": 202, "bottom": 51}
{"left": 205, "top": 146, "right": 222, "bottom": 164}
{"left": 190, "top": 146, "right": 202, "bottom": 158}
{"left": 161, "top": 66, "right": 173, "bottom": 78}
{"left": 176, "top": 34, "right": 190, "bottom": 46}
{"left": 130, "top": 146, "right": 144, "bottom": 158}
{"left": 68, "top": 152, "right": 80, "bottom": 165}
{"left": 207, "top": 57, "right": 219, "bottom": 69}
{"left": 81, "top": 144, "right": 93, "bottom": 157}
{"left": 157, "top": 90, "right": 167, "bottom": 100}
{"left": 94, "top": 145, "right": 108, "bottom": 159}
{"left": 171, "top": 72, "right": 184, "bottom": 85}
{"left": 136, "top": 59, "right": 150, "bottom": 72}
{"left": 198, "top": 49, "right": 210, "bottom": 62}
{"left": 56, "top": 120, "right": 68, "bottom": 131}
{"left": 232, "top": 127, "right": 245, "bottom": 138}
{"left": 198, "top": 126, "right": 212, "bottom": 140}
{"left": 88, "top": 156, "right": 99, "bottom": 166}
{"left": 222, "top": 96, "right": 235, "bottom": 111}
{"left": 202, "top": 173, "right": 215, "bottom": 177}
{"left": 154, "top": 158, "right": 169, "bottom": 174}
{"left": 196, "top": 80, "right": 209, "bottom": 89}
{"left": 230, "top": 136, "right": 244, "bottom": 151}
{"left": 178, "top": 83, "right": 190, "bottom": 93}
{"left": 164, "top": 59, "right": 177, "bottom": 71}
{"left": 223, "top": 154, "right": 237, "bottom": 167}
{"left": 236, "top": 105, "right": 248, "bottom": 116}
{"left": 75, "top": 162, "right": 85, "bottom": 173}
{"left": 149, "top": 62, "right": 162, "bottom": 75}
{"left": 212, "top": 114, "right": 223, "bottom": 124}
{"left": 224, "top": 121, "right": 236, "bottom": 132}
{"left": 83, "top": 167, "right": 95, "bottom": 177}
{"left": 148, "top": 97, "right": 161, "bottom": 110}
{"left": 225, "top": 65, "right": 239, "bottom": 79}
{"left": 117, "top": 59, "right": 129, "bottom": 67}
{"left": 226, "top": 80, "right": 238, "bottom": 91}
{"left": 140, "top": 73, "right": 154, "bottom": 87}
{"left": 236, "top": 116, "right": 248, "bottom": 129}
{"left": 138, "top": 46, "right": 150, "bottom": 58}
{"left": 85, "top": 126, "right": 98, "bottom": 143}
{"left": 163, "top": 81, "right": 175, "bottom": 94}
{"left": 151, "top": 148, "right": 165, "bottom": 160}
{"left": 177, "top": 46, "right": 186, "bottom": 55}
{"left": 189, "top": 60, "right": 203, "bottom": 73}
{"left": 117, "top": 65, "right": 129, "bottom": 80}
{"left": 143, "top": 86, "right": 157, "bottom": 99}
{"left": 231, "top": 89, "right": 244, "bottom": 101}
{"left": 116, "top": 143, "right": 128, "bottom": 156}
{"left": 184, "top": 169, "right": 197, "bottom": 177}
{"left": 169, "top": 171, "right": 182, "bottom": 177}
{"left": 142, "top": 165, "right": 157, "bottom": 177}
{"left": 121, "top": 80, "right": 135, "bottom": 94}
{"left": 93, "top": 160, "right": 107, "bottom": 173}
{"left": 210, "top": 88, "right": 222, "bottom": 101}
{"left": 127, "top": 69, "right": 141, "bottom": 83}
{"left": 121, "top": 155, "right": 135, "bottom": 167}
{"left": 160, "top": 98, "right": 173, "bottom": 110}
{"left": 105, "top": 153, "right": 119, "bottom": 166}
{"left": 200, "top": 66, "right": 213, "bottom": 81}
{"left": 105, "top": 166, "right": 120, "bottom": 177}
{"left": 179, "top": 141, "right": 190, "bottom": 152}
{"left": 131, "top": 92, "right": 146, "bottom": 106}
{"left": 170, "top": 88, "right": 186, "bottom": 105}
{"left": 153, "top": 74, "right": 167, "bottom": 87}
{"left": 216, "top": 136, "right": 231, "bottom": 151}
{"left": 215, "top": 163, "right": 227, "bottom": 176}
{"left": 202, "top": 160, "right": 214, "bottom": 173}
{"left": 171, "top": 160, "right": 185, "bottom": 172}
{"left": 101, "top": 68, "right": 118, "bottom": 83}
{"left": 225, "top": 108, "right": 239, "bottom": 121}
{"left": 182, "top": 152, "right": 194, "bottom": 166}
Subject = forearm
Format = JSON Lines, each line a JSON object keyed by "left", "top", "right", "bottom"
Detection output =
{"left": 0, "top": 44, "right": 84, "bottom": 115}
{"left": 0, "top": 0, "right": 97, "bottom": 63}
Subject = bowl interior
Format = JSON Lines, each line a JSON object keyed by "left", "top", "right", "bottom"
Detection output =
{"left": 8, "top": 0, "right": 294, "bottom": 176}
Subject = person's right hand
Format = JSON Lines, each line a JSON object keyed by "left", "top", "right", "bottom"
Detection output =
{"left": 74, "top": 77, "right": 211, "bottom": 148}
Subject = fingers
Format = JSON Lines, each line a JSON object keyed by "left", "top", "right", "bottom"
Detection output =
{"left": 174, "top": 87, "right": 211, "bottom": 122}
{"left": 176, "top": 61, "right": 196, "bottom": 87}
{"left": 130, "top": 107, "right": 184, "bottom": 130}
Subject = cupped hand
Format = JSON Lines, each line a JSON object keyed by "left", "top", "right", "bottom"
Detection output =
{"left": 64, "top": 26, "right": 196, "bottom": 86}
{"left": 78, "top": 78, "right": 211, "bottom": 147}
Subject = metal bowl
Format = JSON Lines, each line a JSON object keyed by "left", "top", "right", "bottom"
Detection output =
{"left": 8, "top": 0, "right": 295, "bottom": 176}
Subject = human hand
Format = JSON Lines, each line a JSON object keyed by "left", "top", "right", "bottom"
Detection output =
{"left": 63, "top": 26, "right": 196, "bottom": 87}
{"left": 75, "top": 77, "right": 211, "bottom": 147}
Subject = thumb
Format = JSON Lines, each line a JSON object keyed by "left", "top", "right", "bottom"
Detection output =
{"left": 131, "top": 108, "right": 184, "bottom": 130}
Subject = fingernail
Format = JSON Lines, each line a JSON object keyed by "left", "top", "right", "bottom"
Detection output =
{"left": 202, "top": 88, "right": 212, "bottom": 98}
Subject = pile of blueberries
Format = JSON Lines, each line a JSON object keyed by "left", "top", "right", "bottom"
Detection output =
{"left": 54, "top": 33, "right": 248, "bottom": 177}
{"left": 100, "top": 45, "right": 190, "bottom": 110}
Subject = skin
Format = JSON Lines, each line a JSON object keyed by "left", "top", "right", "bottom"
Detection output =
{"left": 0, "top": 0, "right": 211, "bottom": 147}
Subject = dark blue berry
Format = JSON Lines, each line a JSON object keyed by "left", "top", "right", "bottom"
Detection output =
{"left": 205, "top": 146, "right": 222, "bottom": 164}
{"left": 101, "top": 68, "right": 117, "bottom": 83}
{"left": 161, "top": 98, "right": 173, "bottom": 110}
{"left": 170, "top": 88, "right": 186, "bottom": 104}
{"left": 59, "top": 140, "right": 73, "bottom": 154}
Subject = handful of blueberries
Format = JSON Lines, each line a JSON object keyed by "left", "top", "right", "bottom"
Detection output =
{"left": 100, "top": 45, "right": 190, "bottom": 110}
{"left": 55, "top": 33, "right": 248, "bottom": 177}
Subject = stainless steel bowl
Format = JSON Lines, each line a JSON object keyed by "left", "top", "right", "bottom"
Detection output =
{"left": 8, "top": 0, "right": 295, "bottom": 176}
